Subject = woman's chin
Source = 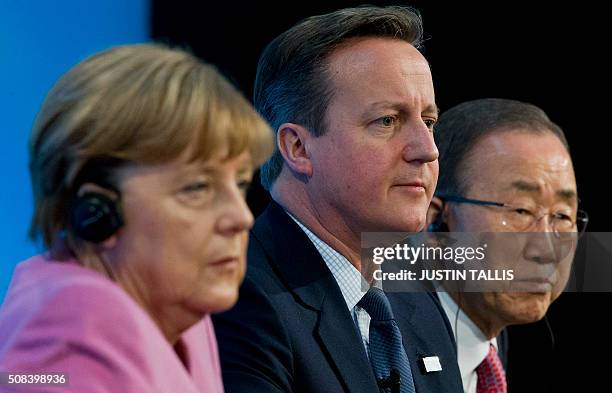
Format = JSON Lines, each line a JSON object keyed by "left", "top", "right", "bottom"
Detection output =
{"left": 199, "top": 289, "right": 241, "bottom": 315}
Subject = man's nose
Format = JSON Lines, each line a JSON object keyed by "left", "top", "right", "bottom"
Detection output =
{"left": 402, "top": 119, "right": 439, "bottom": 164}
{"left": 523, "top": 221, "right": 562, "bottom": 264}
{"left": 533, "top": 213, "right": 555, "bottom": 233}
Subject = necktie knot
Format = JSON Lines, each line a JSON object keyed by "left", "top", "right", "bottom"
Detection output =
{"left": 358, "top": 287, "right": 394, "bottom": 322}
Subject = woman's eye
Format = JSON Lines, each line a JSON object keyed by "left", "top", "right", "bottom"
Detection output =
{"left": 182, "top": 182, "right": 209, "bottom": 193}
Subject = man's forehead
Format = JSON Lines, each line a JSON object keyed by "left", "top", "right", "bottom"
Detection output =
{"left": 465, "top": 131, "right": 576, "bottom": 197}
{"left": 325, "top": 37, "right": 434, "bottom": 110}
{"left": 502, "top": 179, "right": 577, "bottom": 201}
{"left": 327, "top": 37, "right": 430, "bottom": 76}
{"left": 468, "top": 130, "right": 571, "bottom": 167}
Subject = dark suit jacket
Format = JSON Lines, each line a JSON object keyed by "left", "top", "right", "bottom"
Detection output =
{"left": 497, "top": 329, "right": 509, "bottom": 369}
{"left": 212, "top": 202, "right": 463, "bottom": 393}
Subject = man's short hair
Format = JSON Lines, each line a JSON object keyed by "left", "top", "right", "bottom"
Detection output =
{"left": 434, "top": 98, "right": 569, "bottom": 196}
{"left": 254, "top": 5, "right": 424, "bottom": 190}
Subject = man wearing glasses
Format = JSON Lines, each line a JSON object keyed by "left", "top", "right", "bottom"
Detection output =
{"left": 426, "top": 98, "right": 587, "bottom": 393}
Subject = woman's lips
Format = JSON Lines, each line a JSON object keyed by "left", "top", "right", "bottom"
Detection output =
{"left": 210, "top": 256, "right": 240, "bottom": 267}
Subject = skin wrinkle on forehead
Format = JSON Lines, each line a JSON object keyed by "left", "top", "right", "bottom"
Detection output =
{"left": 336, "top": 64, "right": 433, "bottom": 94}
{"left": 503, "top": 179, "right": 577, "bottom": 204}
{"left": 487, "top": 155, "right": 573, "bottom": 178}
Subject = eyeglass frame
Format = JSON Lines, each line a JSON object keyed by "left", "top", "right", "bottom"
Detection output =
{"left": 436, "top": 194, "right": 589, "bottom": 237}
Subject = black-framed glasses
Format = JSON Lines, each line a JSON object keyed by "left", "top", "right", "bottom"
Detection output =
{"left": 438, "top": 195, "right": 589, "bottom": 237}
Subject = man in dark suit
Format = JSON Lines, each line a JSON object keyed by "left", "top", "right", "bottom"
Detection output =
{"left": 426, "top": 98, "right": 585, "bottom": 392}
{"left": 212, "top": 6, "right": 463, "bottom": 393}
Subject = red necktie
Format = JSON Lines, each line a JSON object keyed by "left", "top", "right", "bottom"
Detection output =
{"left": 476, "top": 343, "right": 507, "bottom": 393}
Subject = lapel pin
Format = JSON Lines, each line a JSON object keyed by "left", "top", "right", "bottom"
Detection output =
{"left": 420, "top": 356, "right": 442, "bottom": 373}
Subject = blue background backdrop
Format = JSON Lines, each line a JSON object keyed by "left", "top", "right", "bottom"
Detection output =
{"left": 1, "top": 0, "right": 149, "bottom": 301}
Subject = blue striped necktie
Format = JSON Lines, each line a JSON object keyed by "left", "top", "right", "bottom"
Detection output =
{"left": 358, "top": 287, "right": 416, "bottom": 393}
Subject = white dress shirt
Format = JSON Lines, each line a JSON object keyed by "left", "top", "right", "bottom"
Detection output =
{"left": 289, "top": 214, "right": 372, "bottom": 355}
{"left": 437, "top": 290, "right": 497, "bottom": 393}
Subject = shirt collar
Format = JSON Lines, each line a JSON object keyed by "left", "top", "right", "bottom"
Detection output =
{"left": 287, "top": 212, "right": 367, "bottom": 311}
{"left": 437, "top": 288, "right": 497, "bottom": 385}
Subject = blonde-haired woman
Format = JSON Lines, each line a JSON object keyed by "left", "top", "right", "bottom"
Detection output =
{"left": 0, "top": 44, "right": 273, "bottom": 392}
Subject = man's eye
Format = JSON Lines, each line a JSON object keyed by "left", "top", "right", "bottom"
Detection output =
{"left": 512, "top": 208, "right": 534, "bottom": 217}
{"left": 552, "top": 212, "right": 573, "bottom": 222}
{"left": 423, "top": 118, "right": 437, "bottom": 130}
{"left": 375, "top": 115, "right": 398, "bottom": 127}
{"left": 238, "top": 180, "right": 252, "bottom": 193}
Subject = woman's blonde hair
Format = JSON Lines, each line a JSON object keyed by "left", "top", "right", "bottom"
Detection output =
{"left": 29, "top": 43, "right": 273, "bottom": 255}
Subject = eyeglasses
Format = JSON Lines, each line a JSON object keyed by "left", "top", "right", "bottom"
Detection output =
{"left": 439, "top": 195, "right": 589, "bottom": 237}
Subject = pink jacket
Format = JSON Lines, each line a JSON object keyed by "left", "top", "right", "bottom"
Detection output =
{"left": 0, "top": 255, "right": 224, "bottom": 393}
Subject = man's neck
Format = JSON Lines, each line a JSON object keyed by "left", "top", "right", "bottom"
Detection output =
{"left": 448, "top": 291, "right": 505, "bottom": 339}
{"left": 272, "top": 188, "right": 362, "bottom": 272}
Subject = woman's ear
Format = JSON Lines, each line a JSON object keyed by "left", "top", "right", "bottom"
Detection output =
{"left": 74, "top": 182, "right": 121, "bottom": 249}
{"left": 276, "top": 123, "right": 313, "bottom": 177}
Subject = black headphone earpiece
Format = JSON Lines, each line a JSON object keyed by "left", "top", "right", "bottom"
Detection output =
{"left": 70, "top": 192, "right": 123, "bottom": 243}
{"left": 428, "top": 211, "right": 449, "bottom": 232}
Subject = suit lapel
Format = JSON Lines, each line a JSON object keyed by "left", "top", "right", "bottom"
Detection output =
{"left": 251, "top": 201, "right": 329, "bottom": 310}
{"left": 388, "top": 292, "right": 428, "bottom": 393}
{"left": 389, "top": 292, "right": 459, "bottom": 393}
{"left": 316, "top": 282, "right": 380, "bottom": 393}
{"left": 252, "top": 202, "right": 379, "bottom": 392}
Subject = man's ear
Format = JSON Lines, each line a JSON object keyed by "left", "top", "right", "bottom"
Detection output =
{"left": 74, "top": 182, "right": 120, "bottom": 249}
{"left": 277, "top": 123, "right": 313, "bottom": 177}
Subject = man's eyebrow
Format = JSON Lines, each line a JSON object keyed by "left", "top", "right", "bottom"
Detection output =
{"left": 556, "top": 189, "right": 577, "bottom": 202}
{"left": 509, "top": 180, "right": 577, "bottom": 202}
{"left": 423, "top": 103, "right": 440, "bottom": 116}
{"left": 365, "top": 101, "right": 439, "bottom": 115}
{"left": 510, "top": 180, "right": 541, "bottom": 193}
